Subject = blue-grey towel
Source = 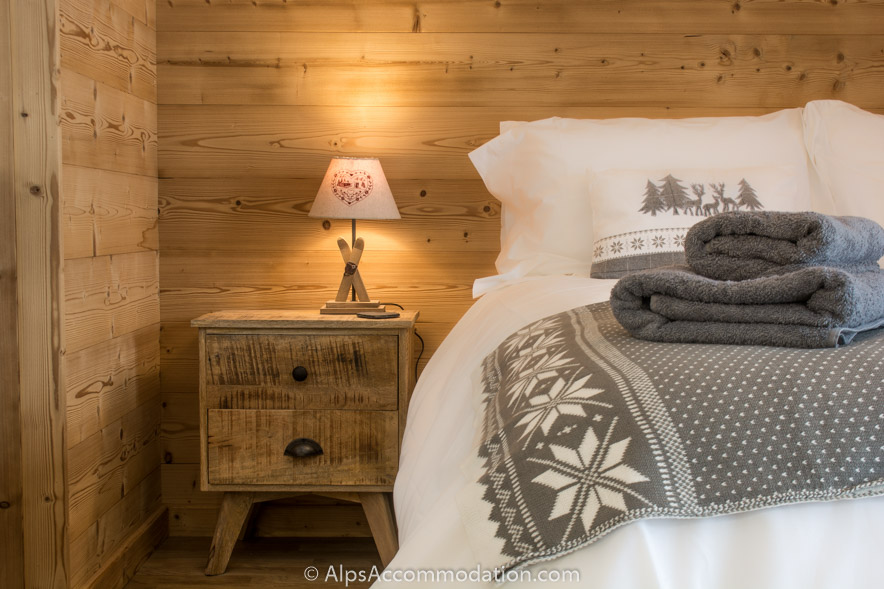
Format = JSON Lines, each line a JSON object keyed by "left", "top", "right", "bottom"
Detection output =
{"left": 685, "top": 211, "right": 884, "bottom": 281}
{"left": 610, "top": 265, "right": 884, "bottom": 348}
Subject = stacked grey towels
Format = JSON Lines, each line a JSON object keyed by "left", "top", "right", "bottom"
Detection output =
{"left": 610, "top": 212, "right": 884, "bottom": 348}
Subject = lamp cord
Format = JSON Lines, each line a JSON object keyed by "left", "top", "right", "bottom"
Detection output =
{"left": 380, "top": 302, "right": 424, "bottom": 383}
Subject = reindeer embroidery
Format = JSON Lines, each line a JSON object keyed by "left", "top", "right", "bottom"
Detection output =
{"left": 689, "top": 184, "right": 706, "bottom": 216}
{"left": 703, "top": 183, "right": 721, "bottom": 216}
{"left": 712, "top": 182, "right": 740, "bottom": 212}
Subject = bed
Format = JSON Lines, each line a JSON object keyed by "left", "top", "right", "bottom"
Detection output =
{"left": 376, "top": 101, "right": 884, "bottom": 588}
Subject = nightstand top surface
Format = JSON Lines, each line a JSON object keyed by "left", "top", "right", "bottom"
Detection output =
{"left": 191, "top": 309, "right": 419, "bottom": 329}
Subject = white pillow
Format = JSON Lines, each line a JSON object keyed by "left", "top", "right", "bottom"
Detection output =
{"left": 804, "top": 100, "right": 884, "bottom": 229}
{"left": 469, "top": 109, "right": 814, "bottom": 295}
{"left": 589, "top": 166, "right": 808, "bottom": 278}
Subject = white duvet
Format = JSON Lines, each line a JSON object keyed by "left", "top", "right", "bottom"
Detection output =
{"left": 378, "top": 276, "right": 884, "bottom": 589}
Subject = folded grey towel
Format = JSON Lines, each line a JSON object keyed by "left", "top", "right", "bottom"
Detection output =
{"left": 610, "top": 265, "right": 884, "bottom": 348}
{"left": 685, "top": 211, "right": 884, "bottom": 280}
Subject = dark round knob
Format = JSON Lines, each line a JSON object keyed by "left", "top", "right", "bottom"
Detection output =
{"left": 284, "top": 438, "right": 323, "bottom": 458}
{"left": 292, "top": 366, "right": 308, "bottom": 382}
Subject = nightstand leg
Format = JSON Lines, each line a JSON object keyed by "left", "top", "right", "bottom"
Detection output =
{"left": 359, "top": 492, "right": 398, "bottom": 567}
{"left": 205, "top": 492, "right": 255, "bottom": 575}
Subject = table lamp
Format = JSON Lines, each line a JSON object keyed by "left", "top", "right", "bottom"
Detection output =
{"left": 309, "top": 157, "right": 400, "bottom": 314}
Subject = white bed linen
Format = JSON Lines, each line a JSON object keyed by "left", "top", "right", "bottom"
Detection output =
{"left": 380, "top": 276, "right": 884, "bottom": 589}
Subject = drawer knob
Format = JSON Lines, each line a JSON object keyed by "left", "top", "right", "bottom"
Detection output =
{"left": 292, "top": 366, "right": 308, "bottom": 382}
{"left": 284, "top": 438, "right": 323, "bottom": 458}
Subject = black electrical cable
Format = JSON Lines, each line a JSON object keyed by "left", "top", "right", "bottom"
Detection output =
{"left": 413, "top": 329, "right": 425, "bottom": 383}
{"left": 380, "top": 302, "right": 423, "bottom": 381}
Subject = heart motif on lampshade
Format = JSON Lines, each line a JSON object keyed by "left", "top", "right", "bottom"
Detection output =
{"left": 309, "top": 157, "right": 400, "bottom": 220}
{"left": 332, "top": 169, "right": 374, "bottom": 205}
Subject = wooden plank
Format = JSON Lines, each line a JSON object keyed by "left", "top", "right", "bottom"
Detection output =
{"left": 70, "top": 468, "right": 163, "bottom": 588}
{"left": 63, "top": 164, "right": 159, "bottom": 260}
{"left": 156, "top": 0, "right": 884, "bottom": 35}
{"left": 79, "top": 505, "right": 167, "bottom": 589}
{"left": 65, "top": 323, "right": 160, "bottom": 448}
{"left": 156, "top": 105, "right": 816, "bottom": 180}
{"left": 110, "top": 0, "right": 155, "bottom": 29}
{"left": 157, "top": 33, "right": 884, "bottom": 108}
{"left": 60, "top": 0, "right": 157, "bottom": 103}
{"left": 60, "top": 68, "right": 157, "bottom": 177}
{"left": 161, "top": 464, "right": 222, "bottom": 509}
{"left": 0, "top": 0, "right": 24, "bottom": 584}
{"left": 9, "top": 0, "right": 68, "bottom": 586}
{"left": 64, "top": 250, "right": 160, "bottom": 354}
{"left": 159, "top": 178, "right": 500, "bottom": 253}
{"left": 68, "top": 404, "right": 162, "bottom": 541}
{"left": 161, "top": 393, "right": 201, "bottom": 465}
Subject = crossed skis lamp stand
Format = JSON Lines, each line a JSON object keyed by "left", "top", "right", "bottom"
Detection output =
{"left": 309, "top": 157, "right": 401, "bottom": 314}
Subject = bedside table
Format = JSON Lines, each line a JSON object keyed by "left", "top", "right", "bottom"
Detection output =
{"left": 191, "top": 310, "right": 419, "bottom": 575}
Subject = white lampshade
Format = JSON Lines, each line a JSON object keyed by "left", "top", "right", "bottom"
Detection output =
{"left": 308, "top": 157, "right": 400, "bottom": 220}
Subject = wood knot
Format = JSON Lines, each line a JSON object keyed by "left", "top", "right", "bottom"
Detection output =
{"left": 29, "top": 185, "right": 42, "bottom": 196}
{"left": 322, "top": 220, "right": 331, "bottom": 230}
{"left": 420, "top": 190, "right": 427, "bottom": 197}
{"left": 0, "top": 501, "right": 10, "bottom": 509}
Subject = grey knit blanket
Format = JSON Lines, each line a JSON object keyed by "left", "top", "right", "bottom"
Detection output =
{"left": 459, "top": 302, "right": 884, "bottom": 575}
{"left": 610, "top": 264, "right": 884, "bottom": 348}
{"left": 685, "top": 211, "right": 884, "bottom": 281}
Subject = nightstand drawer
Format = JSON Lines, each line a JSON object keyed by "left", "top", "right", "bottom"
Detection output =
{"left": 205, "top": 333, "right": 398, "bottom": 410}
{"left": 207, "top": 409, "right": 398, "bottom": 486}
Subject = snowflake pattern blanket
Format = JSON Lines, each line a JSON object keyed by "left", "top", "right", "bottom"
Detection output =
{"left": 458, "top": 302, "right": 884, "bottom": 574}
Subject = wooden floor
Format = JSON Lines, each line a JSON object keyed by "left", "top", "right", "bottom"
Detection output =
{"left": 124, "top": 537, "right": 382, "bottom": 588}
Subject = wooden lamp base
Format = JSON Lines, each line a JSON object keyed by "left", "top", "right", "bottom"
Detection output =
{"left": 321, "top": 235, "right": 384, "bottom": 314}
{"left": 319, "top": 300, "right": 385, "bottom": 315}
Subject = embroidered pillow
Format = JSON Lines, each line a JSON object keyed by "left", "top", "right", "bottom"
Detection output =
{"left": 469, "top": 110, "right": 814, "bottom": 295}
{"left": 589, "top": 166, "right": 809, "bottom": 278}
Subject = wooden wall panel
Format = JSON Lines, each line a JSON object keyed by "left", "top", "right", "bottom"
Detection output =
{"left": 158, "top": 33, "right": 884, "bottom": 108}
{"left": 63, "top": 165, "right": 159, "bottom": 260}
{"left": 60, "top": 0, "right": 163, "bottom": 585}
{"left": 60, "top": 0, "right": 156, "bottom": 103}
{"left": 64, "top": 251, "right": 160, "bottom": 354}
{"left": 60, "top": 68, "right": 157, "bottom": 178}
{"left": 157, "top": 0, "right": 884, "bottom": 35}
{"left": 157, "top": 0, "right": 884, "bottom": 538}
{"left": 0, "top": 3, "right": 25, "bottom": 585}
{"left": 4, "top": 0, "right": 69, "bottom": 586}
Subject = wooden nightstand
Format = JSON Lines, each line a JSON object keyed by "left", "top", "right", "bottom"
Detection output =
{"left": 191, "top": 310, "right": 419, "bottom": 575}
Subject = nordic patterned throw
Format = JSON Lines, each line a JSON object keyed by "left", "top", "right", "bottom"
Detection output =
{"left": 460, "top": 302, "right": 884, "bottom": 574}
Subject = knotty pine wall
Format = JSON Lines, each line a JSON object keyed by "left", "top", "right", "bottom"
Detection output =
{"left": 60, "top": 0, "right": 166, "bottom": 585}
{"left": 156, "top": 0, "right": 884, "bottom": 537}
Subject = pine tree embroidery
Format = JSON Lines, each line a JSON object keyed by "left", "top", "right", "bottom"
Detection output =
{"left": 737, "top": 178, "right": 763, "bottom": 210}
{"left": 639, "top": 180, "right": 666, "bottom": 216}
{"left": 657, "top": 174, "right": 691, "bottom": 215}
